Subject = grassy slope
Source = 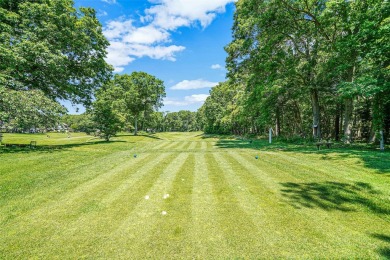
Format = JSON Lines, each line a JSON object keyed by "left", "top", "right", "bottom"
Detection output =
{"left": 0, "top": 132, "right": 389, "bottom": 259}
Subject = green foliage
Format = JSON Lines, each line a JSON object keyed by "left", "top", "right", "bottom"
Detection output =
{"left": 202, "top": 0, "right": 390, "bottom": 143}
{"left": 91, "top": 89, "right": 123, "bottom": 141}
{"left": 0, "top": 0, "right": 112, "bottom": 104}
{"left": 61, "top": 113, "right": 94, "bottom": 134}
{"left": 0, "top": 132, "right": 389, "bottom": 258}
{"left": 0, "top": 0, "right": 113, "bottom": 138}
{"left": 202, "top": 82, "right": 238, "bottom": 134}
{"left": 0, "top": 86, "right": 66, "bottom": 131}
{"left": 162, "top": 110, "right": 200, "bottom": 132}
{"left": 108, "top": 72, "right": 166, "bottom": 135}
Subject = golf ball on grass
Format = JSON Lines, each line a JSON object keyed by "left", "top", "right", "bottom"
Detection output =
{"left": 162, "top": 211, "right": 167, "bottom": 215}
{"left": 145, "top": 195, "right": 150, "bottom": 200}
{"left": 163, "top": 194, "right": 170, "bottom": 199}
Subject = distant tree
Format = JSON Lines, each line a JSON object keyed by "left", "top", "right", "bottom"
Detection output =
{"left": 202, "top": 82, "right": 240, "bottom": 134}
{"left": 159, "top": 111, "right": 201, "bottom": 132}
{"left": 91, "top": 89, "right": 123, "bottom": 141}
{"left": 0, "top": 87, "right": 66, "bottom": 131}
{"left": 147, "top": 112, "right": 164, "bottom": 132}
{"left": 110, "top": 72, "right": 166, "bottom": 135}
{"left": 62, "top": 113, "right": 95, "bottom": 134}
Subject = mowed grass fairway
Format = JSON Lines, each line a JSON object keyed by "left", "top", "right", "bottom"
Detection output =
{"left": 1, "top": 132, "right": 389, "bottom": 259}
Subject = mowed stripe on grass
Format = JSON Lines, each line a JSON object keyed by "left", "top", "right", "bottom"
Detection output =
{"left": 0, "top": 132, "right": 389, "bottom": 259}
{"left": 226, "top": 151, "right": 386, "bottom": 257}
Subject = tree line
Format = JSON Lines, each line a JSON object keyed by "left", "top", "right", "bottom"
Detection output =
{"left": 0, "top": 0, "right": 111, "bottom": 133}
{"left": 0, "top": 0, "right": 204, "bottom": 141}
{"left": 63, "top": 110, "right": 202, "bottom": 136}
{"left": 0, "top": 1, "right": 164, "bottom": 140}
{"left": 84, "top": 72, "right": 201, "bottom": 140}
{"left": 199, "top": 0, "right": 389, "bottom": 143}
{"left": 1, "top": 0, "right": 388, "bottom": 144}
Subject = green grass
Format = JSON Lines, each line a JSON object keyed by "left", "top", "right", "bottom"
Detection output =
{"left": 0, "top": 132, "right": 389, "bottom": 259}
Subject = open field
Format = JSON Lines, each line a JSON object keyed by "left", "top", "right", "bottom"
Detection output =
{"left": 0, "top": 132, "right": 389, "bottom": 259}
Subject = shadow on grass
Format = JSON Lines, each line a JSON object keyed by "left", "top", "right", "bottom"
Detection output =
{"left": 280, "top": 181, "right": 390, "bottom": 215}
{"left": 198, "top": 133, "right": 235, "bottom": 139}
{"left": 0, "top": 140, "right": 126, "bottom": 154}
{"left": 371, "top": 233, "right": 390, "bottom": 259}
{"left": 313, "top": 149, "right": 390, "bottom": 174}
{"left": 213, "top": 138, "right": 390, "bottom": 173}
{"left": 215, "top": 139, "right": 259, "bottom": 148}
{"left": 118, "top": 134, "right": 162, "bottom": 140}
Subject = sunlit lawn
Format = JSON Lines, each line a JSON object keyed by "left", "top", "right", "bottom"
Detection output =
{"left": 0, "top": 132, "right": 389, "bottom": 259}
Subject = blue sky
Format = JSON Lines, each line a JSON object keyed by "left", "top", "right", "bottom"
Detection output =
{"left": 67, "top": 0, "right": 236, "bottom": 114}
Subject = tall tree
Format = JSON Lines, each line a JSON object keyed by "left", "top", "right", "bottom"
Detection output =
{"left": 91, "top": 88, "right": 123, "bottom": 141}
{"left": 224, "top": 0, "right": 389, "bottom": 144}
{"left": 0, "top": 0, "right": 112, "bottom": 104}
{"left": 110, "top": 72, "right": 166, "bottom": 135}
{"left": 226, "top": 0, "right": 327, "bottom": 139}
{"left": 322, "top": 0, "right": 390, "bottom": 142}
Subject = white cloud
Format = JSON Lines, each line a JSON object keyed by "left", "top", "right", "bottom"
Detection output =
{"left": 105, "top": 41, "right": 185, "bottom": 68}
{"left": 170, "top": 79, "right": 218, "bottom": 90}
{"left": 164, "top": 98, "right": 188, "bottom": 106}
{"left": 103, "top": 19, "right": 185, "bottom": 71}
{"left": 145, "top": 0, "right": 235, "bottom": 29}
{"left": 104, "top": 20, "right": 133, "bottom": 40}
{"left": 105, "top": 41, "right": 135, "bottom": 68}
{"left": 104, "top": 20, "right": 170, "bottom": 44}
{"left": 211, "top": 64, "right": 222, "bottom": 70}
{"left": 164, "top": 94, "right": 209, "bottom": 106}
{"left": 102, "top": 0, "right": 235, "bottom": 71}
{"left": 98, "top": 10, "right": 108, "bottom": 17}
{"left": 113, "top": 67, "right": 125, "bottom": 73}
{"left": 122, "top": 25, "right": 170, "bottom": 44}
{"left": 185, "top": 94, "right": 209, "bottom": 102}
{"left": 102, "top": 0, "right": 116, "bottom": 4}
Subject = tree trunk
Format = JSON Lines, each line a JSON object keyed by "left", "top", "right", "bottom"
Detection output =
{"left": 275, "top": 106, "right": 281, "bottom": 137}
{"left": 335, "top": 104, "right": 341, "bottom": 141}
{"left": 310, "top": 89, "right": 321, "bottom": 139}
{"left": 343, "top": 65, "right": 356, "bottom": 143}
{"left": 369, "top": 125, "right": 376, "bottom": 143}
{"left": 134, "top": 117, "right": 138, "bottom": 136}
{"left": 293, "top": 101, "right": 302, "bottom": 135}
{"left": 380, "top": 130, "right": 384, "bottom": 151}
{"left": 343, "top": 98, "right": 353, "bottom": 143}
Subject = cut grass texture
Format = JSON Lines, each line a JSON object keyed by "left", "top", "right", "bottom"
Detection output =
{"left": 0, "top": 132, "right": 389, "bottom": 259}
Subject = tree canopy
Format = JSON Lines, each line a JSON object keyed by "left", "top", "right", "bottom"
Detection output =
{"left": 0, "top": 87, "right": 66, "bottom": 131}
{"left": 200, "top": 0, "right": 390, "bottom": 143}
{"left": 106, "top": 72, "right": 166, "bottom": 135}
{"left": 0, "top": 0, "right": 112, "bottom": 104}
{"left": 91, "top": 88, "right": 123, "bottom": 141}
